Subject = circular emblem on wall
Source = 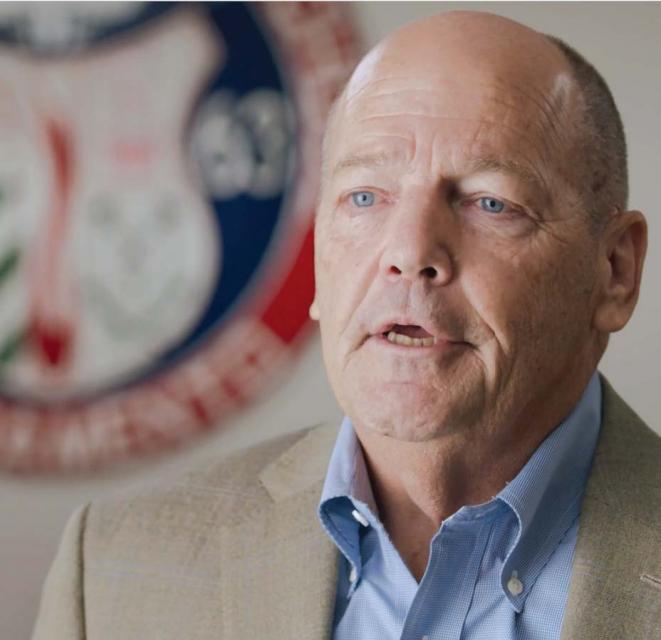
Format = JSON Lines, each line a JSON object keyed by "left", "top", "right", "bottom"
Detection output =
{"left": 0, "top": 2, "right": 362, "bottom": 472}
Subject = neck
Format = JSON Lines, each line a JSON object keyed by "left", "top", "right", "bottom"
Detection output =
{"left": 353, "top": 372, "right": 594, "bottom": 581}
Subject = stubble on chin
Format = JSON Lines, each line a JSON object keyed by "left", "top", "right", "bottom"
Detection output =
{"left": 343, "top": 360, "right": 492, "bottom": 444}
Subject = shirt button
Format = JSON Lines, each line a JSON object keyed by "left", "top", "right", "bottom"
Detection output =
{"left": 507, "top": 571, "right": 524, "bottom": 596}
{"left": 349, "top": 565, "right": 358, "bottom": 583}
{"left": 351, "top": 508, "right": 369, "bottom": 527}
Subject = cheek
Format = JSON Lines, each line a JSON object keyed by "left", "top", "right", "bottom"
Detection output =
{"left": 462, "top": 240, "right": 596, "bottom": 363}
{"left": 461, "top": 244, "right": 556, "bottom": 347}
{"left": 315, "top": 223, "right": 381, "bottom": 325}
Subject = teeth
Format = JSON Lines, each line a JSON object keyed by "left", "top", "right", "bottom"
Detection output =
{"left": 386, "top": 331, "right": 436, "bottom": 347}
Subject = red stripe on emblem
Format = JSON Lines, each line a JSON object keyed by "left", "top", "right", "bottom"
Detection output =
{"left": 260, "top": 225, "right": 315, "bottom": 344}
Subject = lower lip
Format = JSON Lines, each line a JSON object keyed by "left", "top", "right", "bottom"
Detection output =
{"left": 368, "top": 334, "right": 468, "bottom": 354}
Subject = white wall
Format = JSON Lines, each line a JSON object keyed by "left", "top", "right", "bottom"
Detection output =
{"left": 2, "top": 3, "right": 660, "bottom": 638}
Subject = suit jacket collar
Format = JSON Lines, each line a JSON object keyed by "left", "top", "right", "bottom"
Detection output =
{"left": 219, "top": 424, "right": 340, "bottom": 639}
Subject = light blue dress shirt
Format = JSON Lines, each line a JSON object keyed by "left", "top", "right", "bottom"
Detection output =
{"left": 318, "top": 373, "right": 602, "bottom": 640}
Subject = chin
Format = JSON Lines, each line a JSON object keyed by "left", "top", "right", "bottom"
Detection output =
{"left": 327, "top": 349, "right": 489, "bottom": 440}
{"left": 342, "top": 380, "right": 484, "bottom": 443}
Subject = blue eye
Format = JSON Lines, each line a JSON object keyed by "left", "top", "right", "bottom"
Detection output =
{"left": 351, "top": 191, "right": 375, "bottom": 207}
{"left": 479, "top": 197, "right": 506, "bottom": 214}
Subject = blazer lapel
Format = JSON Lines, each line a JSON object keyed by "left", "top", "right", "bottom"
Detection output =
{"left": 220, "top": 424, "right": 340, "bottom": 640}
{"left": 560, "top": 377, "right": 661, "bottom": 640}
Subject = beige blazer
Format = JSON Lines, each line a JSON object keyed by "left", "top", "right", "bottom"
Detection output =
{"left": 33, "top": 377, "right": 661, "bottom": 639}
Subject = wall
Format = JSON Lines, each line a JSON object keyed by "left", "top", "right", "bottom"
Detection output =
{"left": 2, "top": 3, "right": 660, "bottom": 638}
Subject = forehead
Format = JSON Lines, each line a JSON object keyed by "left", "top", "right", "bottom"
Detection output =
{"left": 327, "top": 67, "right": 575, "bottom": 182}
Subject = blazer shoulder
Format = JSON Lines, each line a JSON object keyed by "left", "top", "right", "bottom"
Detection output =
{"left": 596, "top": 376, "right": 661, "bottom": 525}
{"left": 562, "top": 377, "right": 661, "bottom": 639}
{"left": 85, "top": 422, "right": 338, "bottom": 553}
{"left": 42, "top": 423, "right": 338, "bottom": 639}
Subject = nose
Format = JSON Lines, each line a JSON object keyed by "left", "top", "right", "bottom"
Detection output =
{"left": 379, "top": 203, "right": 454, "bottom": 286}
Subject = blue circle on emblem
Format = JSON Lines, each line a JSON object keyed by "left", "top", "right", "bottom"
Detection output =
{"left": 0, "top": 2, "right": 296, "bottom": 402}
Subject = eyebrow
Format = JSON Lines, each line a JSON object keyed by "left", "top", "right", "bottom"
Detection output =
{"left": 330, "top": 151, "right": 400, "bottom": 177}
{"left": 330, "top": 151, "right": 549, "bottom": 196}
{"left": 465, "top": 156, "right": 549, "bottom": 194}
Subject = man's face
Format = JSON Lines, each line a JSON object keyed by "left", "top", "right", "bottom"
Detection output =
{"left": 314, "top": 25, "right": 602, "bottom": 443}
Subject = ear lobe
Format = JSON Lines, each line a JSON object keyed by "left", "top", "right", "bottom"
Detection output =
{"left": 592, "top": 210, "right": 647, "bottom": 333}
{"left": 309, "top": 297, "right": 320, "bottom": 321}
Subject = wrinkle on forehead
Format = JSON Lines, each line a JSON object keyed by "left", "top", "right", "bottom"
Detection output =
{"left": 335, "top": 82, "right": 571, "bottom": 173}
{"left": 343, "top": 73, "right": 574, "bottom": 137}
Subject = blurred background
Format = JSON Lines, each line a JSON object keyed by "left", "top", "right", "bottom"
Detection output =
{"left": 0, "top": 2, "right": 659, "bottom": 638}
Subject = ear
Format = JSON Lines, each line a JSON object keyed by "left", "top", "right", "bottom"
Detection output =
{"left": 309, "top": 296, "right": 320, "bottom": 321}
{"left": 592, "top": 210, "right": 647, "bottom": 333}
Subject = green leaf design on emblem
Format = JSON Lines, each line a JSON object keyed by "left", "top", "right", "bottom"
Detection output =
{"left": 0, "top": 327, "right": 25, "bottom": 366}
{"left": 0, "top": 246, "right": 20, "bottom": 289}
{"left": 0, "top": 247, "right": 24, "bottom": 369}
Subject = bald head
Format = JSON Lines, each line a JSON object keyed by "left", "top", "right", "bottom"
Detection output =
{"left": 322, "top": 11, "right": 627, "bottom": 227}
{"left": 343, "top": 12, "right": 570, "bottom": 101}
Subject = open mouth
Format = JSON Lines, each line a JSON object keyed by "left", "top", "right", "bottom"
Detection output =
{"left": 381, "top": 324, "right": 437, "bottom": 347}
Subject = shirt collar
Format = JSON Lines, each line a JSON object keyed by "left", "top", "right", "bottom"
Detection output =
{"left": 317, "top": 415, "right": 376, "bottom": 586}
{"left": 319, "top": 414, "right": 377, "bottom": 514}
{"left": 318, "top": 372, "right": 602, "bottom": 609}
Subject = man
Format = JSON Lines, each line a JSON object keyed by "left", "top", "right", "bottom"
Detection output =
{"left": 34, "top": 11, "right": 659, "bottom": 640}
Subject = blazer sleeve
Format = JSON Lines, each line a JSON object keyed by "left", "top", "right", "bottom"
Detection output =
{"left": 32, "top": 503, "right": 90, "bottom": 640}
